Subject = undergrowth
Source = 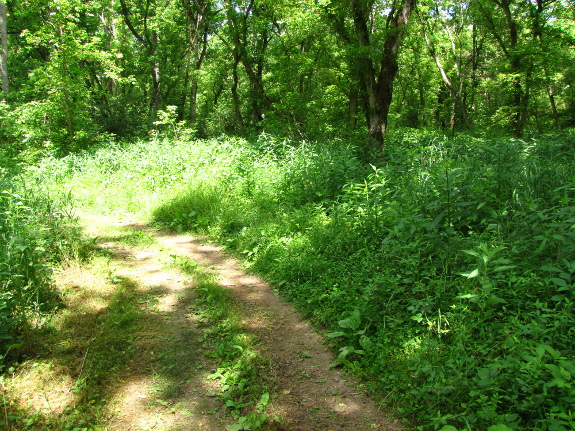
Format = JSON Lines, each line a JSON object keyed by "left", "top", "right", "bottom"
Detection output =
{"left": 25, "top": 129, "right": 575, "bottom": 430}
{"left": 0, "top": 175, "right": 89, "bottom": 368}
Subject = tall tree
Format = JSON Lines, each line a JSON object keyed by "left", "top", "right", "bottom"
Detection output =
{"left": 223, "top": 0, "right": 273, "bottom": 126}
{"left": 419, "top": 1, "right": 472, "bottom": 133}
{"left": 119, "top": 0, "right": 163, "bottom": 115}
{"left": 476, "top": 0, "right": 527, "bottom": 136}
{"left": 328, "top": 0, "right": 417, "bottom": 148}
{"left": 180, "top": 0, "right": 213, "bottom": 124}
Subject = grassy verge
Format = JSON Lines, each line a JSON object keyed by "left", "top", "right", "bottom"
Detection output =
{"left": 0, "top": 174, "right": 91, "bottom": 369}
{"left": 0, "top": 252, "right": 142, "bottom": 430}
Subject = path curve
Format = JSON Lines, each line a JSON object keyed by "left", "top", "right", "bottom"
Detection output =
{"left": 84, "top": 214, "right": 406, "bottom": 431}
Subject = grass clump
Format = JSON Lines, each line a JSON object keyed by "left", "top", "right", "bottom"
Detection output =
{"left": 0, "top": 176, "right": 89, "bottom": 367}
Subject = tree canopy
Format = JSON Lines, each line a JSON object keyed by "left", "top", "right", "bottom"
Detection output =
{"left": 0, "top": 0, "right": 574, "bottom": 154}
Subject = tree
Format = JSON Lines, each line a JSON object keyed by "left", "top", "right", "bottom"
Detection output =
{"left": 419, "top": 1, "right": 472, "bottom": 133}
{"left": 222, "top": 0, "right": 274, "bottom": 126}
{"left": 119, "top": 0, "right": 163, "bottom": 115}
{"left": 179, "top": 0, "right": 214, "bottom": 124}
{"left": 0, "top": 0, "right": 7, "bottom": 97}
{"left": 328, "top": 0, "right": 417, "bottom": 148}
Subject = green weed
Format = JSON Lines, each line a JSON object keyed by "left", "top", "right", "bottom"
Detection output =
{"left": 0, "top": 178, "right": 90, "bottom": 367}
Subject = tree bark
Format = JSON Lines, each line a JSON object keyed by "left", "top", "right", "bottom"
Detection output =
{"left": 367, "top": 0, "right": 416, "bottom": 146}
{"left": 225, "top": 0, "right": 272, "bottom": 127}
{"left": 119, "top": 0, "right": 161, "bottom": 116}
{"left": 181, "top": 0, "right": 210, "bottom": 124}
{"left": 231, "top": 52, "right": 244, "bottom": 130}
{"left": 0, "top": 1, "right": 8, "bottom": 97}
{"left": 345, "top": 0, "right": 416, "bottom": 148}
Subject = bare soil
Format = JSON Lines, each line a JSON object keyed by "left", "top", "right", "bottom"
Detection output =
{"left": 40, "top": 214, "right": 407, "bottom": 430}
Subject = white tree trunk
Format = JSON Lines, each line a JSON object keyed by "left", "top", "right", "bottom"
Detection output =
{"left": 0, "top": 1, "right": 8, "bottom": 96}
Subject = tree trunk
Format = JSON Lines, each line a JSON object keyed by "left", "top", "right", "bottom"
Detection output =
{"left": 0, "top": 1, "right": 8, "bottom": 97}
{"left": 360, "top": 0, "right": 417, "bottom": 146}
{"left": 119, "top": 0, "right": 160, "bottom": 117}
{"left": 181, "top": 0, "right": 210, "bottom": 124}
{"left": 349, "top": 82, "right": 359, "bottom": 129}
{"left": 532, "top": 0, "right": 561, "bottom": 130}
{"left": 482, "top": 0, "right": 525, "bottom": 136}
{"left": 231, "top": 53, "right": 244, "bottom": 130}
{"left": 545, "top": 70, "right": 560, "bottom": 129}
{"left": 421, "top": 20, "right": 471, "bottom": 134}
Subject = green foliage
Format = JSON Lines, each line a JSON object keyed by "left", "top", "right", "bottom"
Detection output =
{"left": 33, "top": 130, "right": 575, "bottom": 429}
{"left": 2, "top": 0, "right": 123, "bottom": 155}
{"left": 152, "top": 106, "right": 194, "bottom": 141}
{"left": 0, "top": 174, "right": 87, "bottom": 366}
{"left": 150, "top": 131, "right": 575, "bottom": 430}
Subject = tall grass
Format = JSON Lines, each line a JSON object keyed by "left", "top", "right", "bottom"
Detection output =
{"left": 29, "top": 130, "right": 575, "bottom": 430}
{"left": 0, "top": 175, "right": 87, "bottom": 365}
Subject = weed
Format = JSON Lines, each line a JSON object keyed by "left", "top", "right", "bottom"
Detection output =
{"left": 0, "top": 178, "right": 89, "bottom": 367}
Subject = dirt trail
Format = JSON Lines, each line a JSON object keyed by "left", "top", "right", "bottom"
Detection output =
{"left": 83, "top": 215, "right": 406, "bottom": 431}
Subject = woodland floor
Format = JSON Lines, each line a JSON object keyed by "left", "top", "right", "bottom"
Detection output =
{"left": 5, "top": 214, "right": 406, "bottom": 431}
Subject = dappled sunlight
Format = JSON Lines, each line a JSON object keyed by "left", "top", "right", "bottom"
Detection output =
{"left": 106, "top": 377, "right": 173, "bottom": 431}
{"left": 0, "top": 219, "right": 231, "bottom": 430}
{"left": 152, "top": 223, "right": 405, "bottom": 431}
{"left": 4, "top": 211, "right": 403, "bottom": 430}
{"left": 6, "top": 361, "right": 77, "bottom": 417}
{"left": 83, "top": 222, "right": 229, "bottom": 430}
{"left": 54, "top": 261, "right": 115, "bottom": 314}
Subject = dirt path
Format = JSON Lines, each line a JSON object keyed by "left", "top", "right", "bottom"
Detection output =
{"left": 79, "top": 215, "right": 406, "bottom": 430}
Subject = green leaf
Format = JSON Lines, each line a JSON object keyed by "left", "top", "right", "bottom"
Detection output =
{"left": 326, "top": 331, "right": 345, "bottom": 338}
{"left": 542, "top": 265, "right": 561, "bottom": 273}
{"left": 359, "top": 334, "right": 372, "bottom": 350}
{"left": 411, "top": 313, "right": 424, "bottom": 322}
{"left": 551, "top": 278, "right": 567, "bottom": 288}
{"left": 459, "top": 268, "right": 479, "bottom": 278}
{"left": 487, "top": 296, "right": 507, "bottom": 305}
{"left": 492, "top": 265, "right": 516, "bottom": 272}
{"left": 480, "top": 145, "right": 498, "bottom": 155}
{"left": 338, "top": 345, "right": 355, "bottom": 359}
{"left": 338, "top": 309, "right": 361, "bottom": 331}
{"left": 427, "top": 211, "right": 446, "bottom": 230}
{"left": 535, "top": 237, "right": 547, "bottom": 253}
{"left": 457, "top": 293, "right": 477, "bottom": 299}
{"left": 439, "top": 426, "right": 459, "bottom": 431}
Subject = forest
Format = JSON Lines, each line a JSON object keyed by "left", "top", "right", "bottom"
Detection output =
{"left": 1, "top": 0, "right": 575, "bottom": 430}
